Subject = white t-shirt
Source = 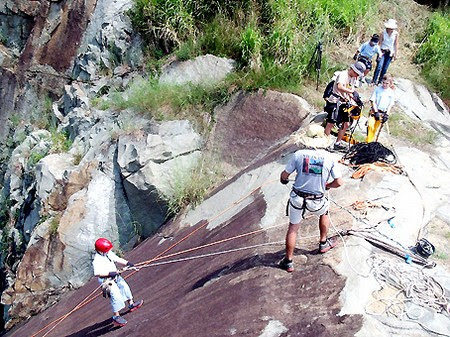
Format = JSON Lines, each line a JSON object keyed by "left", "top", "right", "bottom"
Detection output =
{"left": 327, "top": 70, "right": 356, "bottom": 103}
{"left": 370, "top": 86, "right": 396, "bottom": 112}
{"left": 285, "top": 149, "right": 342, "bottom": 196}
{"left": 381, "top": 30, "right": 398, "bottom": 56}
{"left": 92, "top": 251, "right": 124, "bottom": 276}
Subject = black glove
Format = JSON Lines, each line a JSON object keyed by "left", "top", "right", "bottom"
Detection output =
{"left": 382, "top": 113, "right": 389, "bottom": 123}
{"left": 127, "top": 262, "right": 134, "bottom": 267}
{"left": 374, "top": 112, "right": 380, "bottom": 121}
{"left": 353, "top": 53, "right": 358, "bottom": 61}
{"left": 280, "top": 177, "right": 289, "bottom": 185}
{"left": 108, "top": 271, "right": 119, "bottom": 278}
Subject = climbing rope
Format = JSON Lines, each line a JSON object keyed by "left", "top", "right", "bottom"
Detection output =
{"left": 341, "top": 142, "right": 397, "bottom": 165}
{"left": 366, "top": 254, "right": 448, "bottom": 314}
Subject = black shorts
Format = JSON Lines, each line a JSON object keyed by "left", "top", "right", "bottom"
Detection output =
{"left": 324, "top": 101, "right": 351, "bottom": 124}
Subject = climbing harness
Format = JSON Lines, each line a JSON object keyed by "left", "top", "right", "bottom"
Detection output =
{"left": 285, "top": 188, "right": 326, "bottom": 219}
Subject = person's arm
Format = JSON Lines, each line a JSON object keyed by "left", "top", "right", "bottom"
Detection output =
{"left": 280, "top": 170, "right": 290, "bottom": 184}
{"left": 370, "top": 89, "right": 378, "bottom": 113}
{"left": 325, "top": 177, "right": 343, "bottom": 190}
{"left": 393, "top": 33, "right": 399, "bottom": 60}
{"left": 376, "top": 46, "right": 382, "bottom": 62}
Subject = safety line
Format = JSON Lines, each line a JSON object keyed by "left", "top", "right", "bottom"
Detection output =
{"left": 139, "top": 241, "right": 286, "bottom": 268}
{"left": 135, "top": 222, "right": 286, "bottom": 267}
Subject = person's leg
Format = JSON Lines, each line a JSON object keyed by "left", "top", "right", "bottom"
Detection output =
{"left": 373, "top": 55, "right": 384, "bottom": 85}
{"left": 324, "top": 122, "right": 334, "bottom": 136}
{"left": 285, "top": 222, "right": 300, "bottom": 260}
{"left": 318, "top": 213, "right": 330, "bottom": 242}
{"left": 379, "top": 55, "right": 392, "bottom": 83}
{"left": 336, "top": 122, "right": 349, "bottom": 143}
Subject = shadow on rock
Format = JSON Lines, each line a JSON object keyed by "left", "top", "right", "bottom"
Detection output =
{"left": 192, "top": 247, "right": 315, "bottom": 290}
{"left": 64, "top": 317, "right": 122, "bottom": 337}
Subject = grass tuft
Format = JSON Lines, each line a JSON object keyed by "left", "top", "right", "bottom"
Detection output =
{"left": 389, "top": 112, "right": 438, "bottom": 145}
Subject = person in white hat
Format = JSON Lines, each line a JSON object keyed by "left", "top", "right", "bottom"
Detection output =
{"left": 373, "top": 19, "right": 399, "bottom": 85}
{"left": 279, "top": 125, "right": 344, "bottom": 272}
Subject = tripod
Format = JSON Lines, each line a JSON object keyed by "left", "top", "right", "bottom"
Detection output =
{"left": 307, "top": 42, "right": 323, "bottom": 90}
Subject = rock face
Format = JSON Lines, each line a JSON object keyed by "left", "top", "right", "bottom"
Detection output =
{"left": 0, "top": 77, "right": 206, "bottom": 328}
{"left": 117, "top": 120, "right": 203, "bottom": 237}
{"left": 211, "top": 89, "right": 312, "bottom": 169}
{"left": 5, "top": 141, "right": 365, "bottom": 337}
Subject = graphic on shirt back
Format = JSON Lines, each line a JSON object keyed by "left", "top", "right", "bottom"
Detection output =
{"left": 302, "top": 156, "right": 324, "bottom": 175}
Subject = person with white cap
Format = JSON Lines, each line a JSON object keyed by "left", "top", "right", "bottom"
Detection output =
{"left": 279, "top": 124, "right": 344, "bottom": 272}
{"left": 323, "top": 61, "right": 366, "bottom": 150}
{"left": 373, "top": 19, "right": 399, "bottom": 85}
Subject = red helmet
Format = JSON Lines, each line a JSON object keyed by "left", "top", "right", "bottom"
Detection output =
{"left": 95, "top": 238, "right": 113, "bottom": 253}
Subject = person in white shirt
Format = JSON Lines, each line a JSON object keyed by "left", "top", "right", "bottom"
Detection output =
{"left": 366, "top": 74, "right": 396, "bottom": 142}
{"left": 92, "top": 238, "right": 143, "bottom": 327}
{"left": 279, "top": 130, "right": 344, "bottom": 272}
{"left": 324, "top": 61, "right": 366, "bottom": 150}
{"left": 373, "top": 19, "right": 399, "bottom": 85}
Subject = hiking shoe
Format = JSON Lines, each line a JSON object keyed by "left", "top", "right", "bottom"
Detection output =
{"left": 128, "top": 299, "right": 144, "bottom": 312}
{"left": 112, "top": 315, "right": 127, "bottom": 327}
{"left": 333, "top": 142, "right": 347, "bottom": 151}
{"left": 319, "top": 238, "right": 337, "bottom": 253}
{"left": 279, "top": 257, "right": 294, "bottom": 273}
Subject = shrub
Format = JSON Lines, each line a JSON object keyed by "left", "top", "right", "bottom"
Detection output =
{"left": 414, "top": 11, "right": 450, "bottom": 99}
{"left": 165, "top": 155, "right": 223, "bottom": 216}
{"left": 49, "top": 129, "right": 72, "bottom": 153}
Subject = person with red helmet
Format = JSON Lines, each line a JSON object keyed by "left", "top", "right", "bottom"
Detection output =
{"left": 92, "top": 238, "right": 143, "bottom": 327}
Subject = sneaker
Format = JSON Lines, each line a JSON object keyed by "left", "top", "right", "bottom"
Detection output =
{"left": 112, "top": 315, "right": 127, "bottom": 327}
{"left": 128, "top": 299, "right": 144, "bottom": 312}
{"left": 279, "top": 257, "right": 294, "bottom": 273}
{"left": 319, "top": 238, "right": 337, "bottom": 253}
{"left": 333, "top": 142, "right": 347, "bottom": 151}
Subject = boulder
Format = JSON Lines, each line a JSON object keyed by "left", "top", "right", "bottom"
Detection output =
{"left": 159, "top": 54, "right": 235, "bottom": 86}
{"left": 118, "top": 120, "right": 203, "bottom": 237}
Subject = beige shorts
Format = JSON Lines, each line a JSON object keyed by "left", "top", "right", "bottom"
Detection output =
{"left": 289, "top": 195, "right": 329, "bottom": 224}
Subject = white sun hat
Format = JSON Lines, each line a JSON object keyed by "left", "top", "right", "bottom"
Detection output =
{"left": 384, "top": 19, "right": 398, "bottom": 29}
{"left": 292, "top": 124, "right": 334, "bottom": 149}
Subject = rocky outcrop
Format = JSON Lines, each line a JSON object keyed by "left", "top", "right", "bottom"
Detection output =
{"left": 117, "top": 120, "right": 203, "bottom": 237}
{"left": 0, "top": 77, "right": 209, "bottom": 328}
{"left": 159, "top": 54, "right": 235, "bottom": 86}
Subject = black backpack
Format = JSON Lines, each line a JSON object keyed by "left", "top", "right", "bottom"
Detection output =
{"left": 323, "top": 80, "right": 334, "bottom": 99}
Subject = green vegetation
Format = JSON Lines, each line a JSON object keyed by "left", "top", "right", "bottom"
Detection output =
{"left": 415, "top": 11, "right": 450, "bottom": 99}
{"left": 389, "top": 112, "right": 438, "bottom": 145}
{"left": 49, "top": 217, "right": 60, "bottom": 236}
{"left": 434, "top": 251, "right": 448, "bottom": 260}
{"left": 28, "top": 151, "right": 47, "bottom": 168}
{"left": 165, "top": 155, "right": 223, "bottom": 216}
{"left": 108, "top": 76, "right": 231, "bottom": 125}
{"left": 49, "top": 129, "right": 72, "bottom": 153}
{"left": 31, "top": 96, "right": 55, "bottom": 130}
{"left": 129, "top": 0, "right": 379, "bottom": 90}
